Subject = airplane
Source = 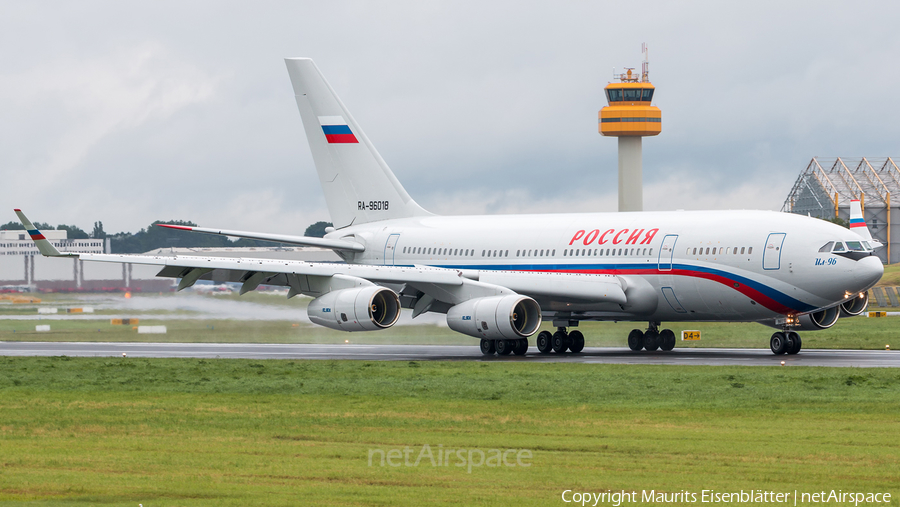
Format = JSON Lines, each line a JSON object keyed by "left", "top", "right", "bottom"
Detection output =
{"left": 15, "top": 57, "right": 884, "bottom": 356}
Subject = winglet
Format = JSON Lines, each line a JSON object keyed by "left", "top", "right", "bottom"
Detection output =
{"left": 13, "top": 210, "right": 72, "bottom": 257}
{"left": 849, "top": 199, "right": 883, "bottom": 249}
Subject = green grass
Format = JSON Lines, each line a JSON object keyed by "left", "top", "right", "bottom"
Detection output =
{"left": 877, "top": 263, "right": 900, "bottom": 287}
{"left": 0, "top": 358, "right": 898, "bottom": 505}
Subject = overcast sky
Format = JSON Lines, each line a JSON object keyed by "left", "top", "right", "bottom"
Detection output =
{"left": 2, "top": 1, "right": 898, "bottom": 234}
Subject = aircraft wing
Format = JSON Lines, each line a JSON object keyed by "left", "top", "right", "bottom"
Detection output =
{"left": 155, "top": 224, "right": 365, "bottom": 252}
{"left": 72, "top": 252, "right": 626, "bottom": 305}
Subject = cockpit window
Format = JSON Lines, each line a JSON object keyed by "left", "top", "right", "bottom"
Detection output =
{"left": 818, "top": 241, "right": 834, "bottom": 253}
{"left": 845, "top": 241, "right": 864, "bottom": 252}
{"left": 863, "top": 241, "right": 873, "bottom": 250}
{"left": 832, "top": 242, "right": 846, "bottom": 252}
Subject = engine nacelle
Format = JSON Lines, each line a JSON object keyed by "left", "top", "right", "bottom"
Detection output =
{"left": 795, "top": 306, "right": 840, "bottom": 331}
{"left": 447, "top": 295, "right": 541, "bottom": 340}
{"left": 840, "top": 291, "right": 869, "bottom": 317}
{"left": 308, "top": 286, "right": 401, "bottom": 332}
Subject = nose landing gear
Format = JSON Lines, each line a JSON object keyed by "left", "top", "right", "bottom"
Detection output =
{"left": 770, "top": 331, "right": 802, "bottom": 355}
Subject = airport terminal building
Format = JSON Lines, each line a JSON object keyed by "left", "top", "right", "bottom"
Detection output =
{"left": 783, "top": 157, "right": 899, "bottom": 264}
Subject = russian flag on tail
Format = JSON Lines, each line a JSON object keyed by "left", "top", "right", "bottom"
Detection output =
{"left": 318, "top": 116, "right": 358, "bottom": 144}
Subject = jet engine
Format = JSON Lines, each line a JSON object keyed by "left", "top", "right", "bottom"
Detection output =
{"left": 840, "top": 292, "right": 869, "bottom": 317}
{"left": 447, "top": 295, "right": 541, "bottom": 340}
{"left": 794, "top": 306, "right": 840, "bottom": 330}
{"left": 308, "top": 286, "right": 401, "bottom": 332}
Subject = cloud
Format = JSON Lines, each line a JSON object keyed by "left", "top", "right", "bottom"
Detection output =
{"left": 1, "top": 1, "right": 899, "bottom": 234}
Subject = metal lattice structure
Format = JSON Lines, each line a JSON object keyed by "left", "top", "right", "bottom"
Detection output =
{"left": 783, "top": 157, "right": 900, "bottom": 264}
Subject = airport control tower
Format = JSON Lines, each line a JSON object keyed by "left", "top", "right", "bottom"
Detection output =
{"left": 600, "top": 44, "right": 661, "bottom": 212}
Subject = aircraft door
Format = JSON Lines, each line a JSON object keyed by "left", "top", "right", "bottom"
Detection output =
{"left": 657, "top": 234, "right": 678, "bottom": 271}
{"left": 763, "top": 233, "right": 786, "bottom": 270}
{"left": 383, "top": 234, "right": 400, "bottom": 266}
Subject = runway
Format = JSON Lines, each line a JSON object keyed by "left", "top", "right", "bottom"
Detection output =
{"left": 0, "top": 341, "right": 897, "bottom": 367}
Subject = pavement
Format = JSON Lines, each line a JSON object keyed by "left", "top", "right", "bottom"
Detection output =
{"left": 1, "top": 342, "right": 897, "bottom": 367}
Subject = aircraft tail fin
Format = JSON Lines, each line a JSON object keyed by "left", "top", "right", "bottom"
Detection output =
{"left": 284, "top": 58, "right": 430, "bottom": 229}
{"left": 849, "top": 199, "right": 883, "bottom": 248}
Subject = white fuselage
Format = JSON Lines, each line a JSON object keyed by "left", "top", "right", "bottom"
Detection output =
{"left": 327, "top": 209, "right": 883, "bottom": 323}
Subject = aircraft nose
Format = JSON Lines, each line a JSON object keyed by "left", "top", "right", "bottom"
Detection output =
{"left": 854, "top": 255, "right": 884, "bottom": 291}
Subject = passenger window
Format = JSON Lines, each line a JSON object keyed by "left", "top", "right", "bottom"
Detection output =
{"left": 818, "top": 241, "right": 834, "bottom": 253}
{"left": 482, "top": 250, "right": 485, "bottom": 256}
{"left": 540, "top": 249, "right": 544, "bottom": 256}
{"left": 705, "top": 248, "right": 709, "bottom": 255}
{"left": 748, "top": 247, "right": 753, "bottom": 254}
{"left": 733, "top": 247, "right": 738, "bottom": 255}
{"left": 428, "top": 248, "right": 432, "bottom": 255}
{"left": 740, "top": 247, "right": 745, "bottom": 254}
{"left": 692, "top": 248, "right": 696, "bottom": 255}
{"left": 552, "top": 249, "right": 556, "bottom": 256}
{"left": 649, "top": 248, "right": 653, "bottom": 256}
{"left": 832, "top": 242, "right": 845, "bottom": 252}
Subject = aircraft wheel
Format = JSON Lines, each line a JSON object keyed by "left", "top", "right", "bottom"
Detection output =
{"left": 786, "top": 332, "right": 802, "bottom": 355}
{"left": 552, "top": 331, "right": 569, "bottom": 353}
{"left": 628, "top": 329, "right": 644, "bottom": 351}
{"left": 770, "top": 332, "right": 788, "bottom": 355}
{"left": 568, "top": 330, "right": 585, "bottom": 353}
{"left": 643, "top": 329, "right": 660, "bottom": 351}
{"left": 496, "top": 339, "right": 513, "bottom": 356}
{"left": 659, "top": 329, "right": 676, "bottom": 351}
{"left": 536, "top": 331, "right": 553, "bottom": 354}
{"left": 513, "top": 338, "right": 528, "bottom": 356}
{"left": 480, "top": 339, "right": 496, "bottom": 355}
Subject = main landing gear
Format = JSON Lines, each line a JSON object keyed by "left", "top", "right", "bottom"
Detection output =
{"left": 480, "top": 338, "right": 529, "bottom": 356}
{"left": 480, "top": 326, "right": 587, "bottom": 357}
{"left": 770, "top": 331, "right": 802, "bottom": 355}
{"left": 627, "top": 322, "right": 676, "bottom": 352}
{"left": 535, "top": 327, "right": 585, "bottom": 354}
